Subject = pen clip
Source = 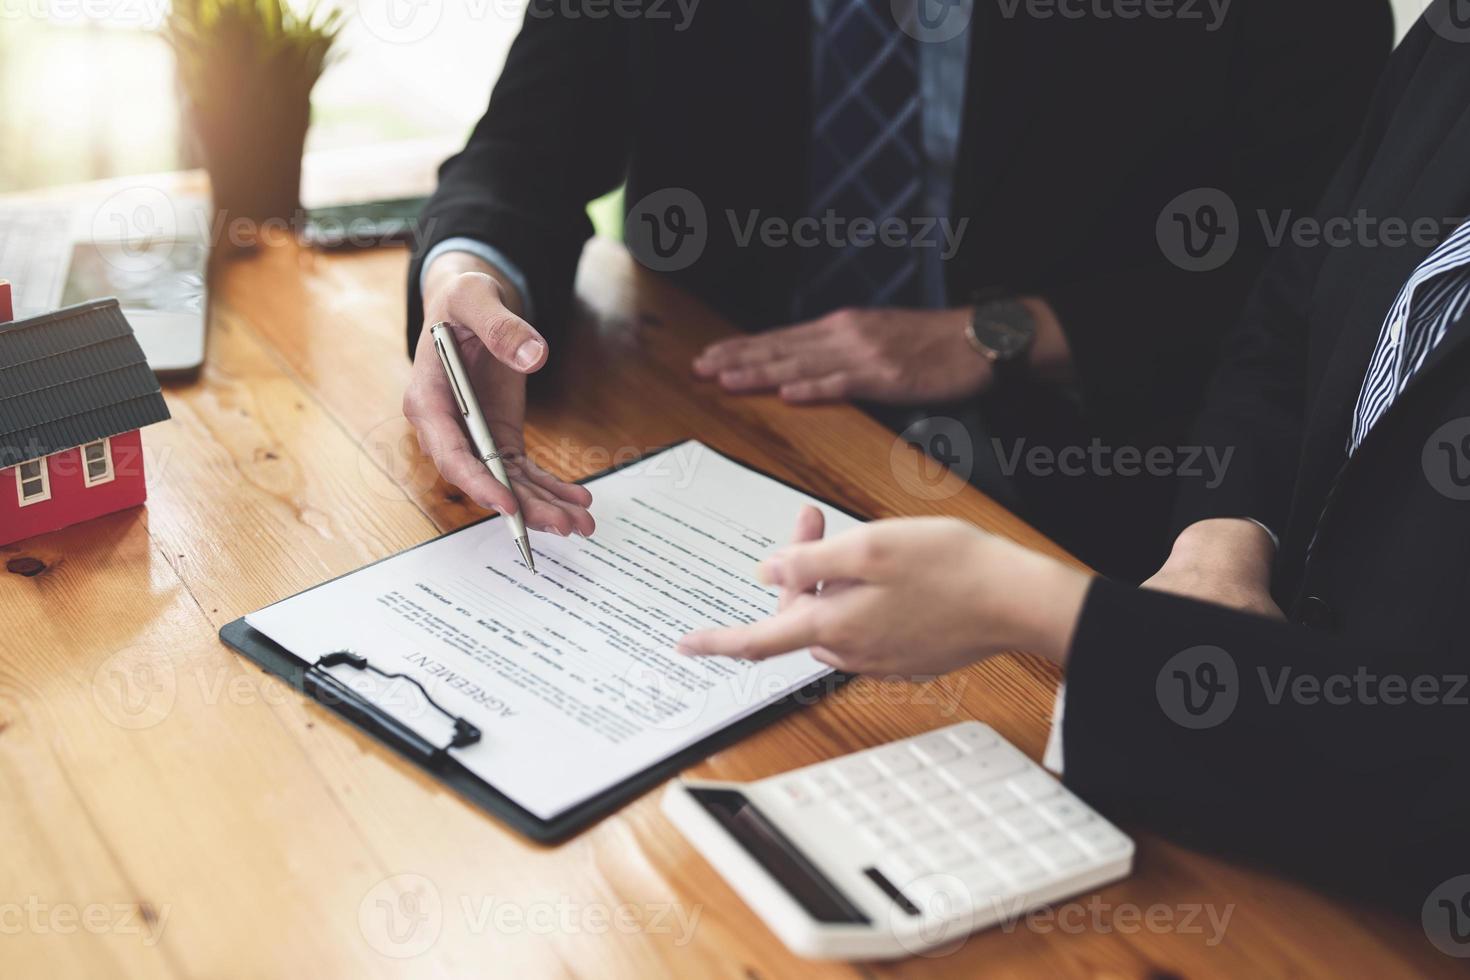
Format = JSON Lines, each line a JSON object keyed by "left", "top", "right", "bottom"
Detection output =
{"left": 303, "top": 650, "right": 482, "bottom": 768}
{"left": 433, "top": 331, "right": 471, "bottom": 418}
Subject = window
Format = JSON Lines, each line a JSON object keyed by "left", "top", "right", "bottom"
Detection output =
{"left": 82, "top": 439, "right": 114, "bottom": 487}
{"left": 16, "top": 458, "right": 50, "bottom": 506}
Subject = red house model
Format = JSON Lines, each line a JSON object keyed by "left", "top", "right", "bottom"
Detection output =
{"left": 0, "top": 281, "right": 172, "bottom": 547}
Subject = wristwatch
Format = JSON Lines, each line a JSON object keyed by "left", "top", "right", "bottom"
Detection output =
{"left": 964, "top": 295, "right": 1036, "bottom": 379}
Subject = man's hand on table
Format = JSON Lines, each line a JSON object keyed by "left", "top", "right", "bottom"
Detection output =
{"left": 404, "top": 252, "right": 595, "bottom": 536}
{"left": 692, "top": 307, "right": 991, "bottom": 403}
{"left": 690, "top": 298, "right": 1070, "bottom": 404}
{"left": 1142, "top": 518, "right": 1283, "bottom": 619}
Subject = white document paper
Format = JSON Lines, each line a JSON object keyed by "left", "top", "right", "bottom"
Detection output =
{"left": 245, "top": 441, "right": 860, "bottom": 820}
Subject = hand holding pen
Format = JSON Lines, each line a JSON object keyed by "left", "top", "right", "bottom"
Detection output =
{"left": 431, "top": 321, "right": 539, "bottom": 571}
{"left": 403, "top": 263, "right": 595, "bottom": 551}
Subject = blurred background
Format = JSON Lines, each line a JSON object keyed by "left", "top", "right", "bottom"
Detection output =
{"left": 0, "top": 0, "right": 525, "bottom": 191}
{"left": 0, "top": 0, "right": 1434, "bottom": 197}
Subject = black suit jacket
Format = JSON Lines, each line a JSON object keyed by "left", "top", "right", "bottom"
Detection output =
{"left": 407, "top": 0, "right": 1389, "bottom": 578}
{"left": 1065, "top": 11, "right": 1470, "bottom": 914}
{"left": 409, "top": 0, "right": 1387, "bottom": 428}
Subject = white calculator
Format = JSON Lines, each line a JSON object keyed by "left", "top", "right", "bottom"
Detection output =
{"left": 662, "top": 722, "right": 1134, "bottom": 960}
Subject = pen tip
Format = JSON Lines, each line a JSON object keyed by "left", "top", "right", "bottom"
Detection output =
{"left": 515, "top": 537, "right": 536, "bottom": 574}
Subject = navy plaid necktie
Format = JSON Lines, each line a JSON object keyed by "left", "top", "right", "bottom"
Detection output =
{"left": 793, "top": 0, "right": 923, "bottom": 320}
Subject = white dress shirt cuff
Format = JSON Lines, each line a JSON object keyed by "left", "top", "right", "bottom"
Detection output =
{"left": 1245, "top": 517, "right": 1280, "bottom": 550}
{"left": 420, "top": 237, "right": 535, "bottom": 322}
{"left": 1043, "top": 681, "right": 1067, "bottom": 774}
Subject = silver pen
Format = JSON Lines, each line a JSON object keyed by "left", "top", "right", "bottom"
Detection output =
{"left": 429, "top": 321, "right": 537, "bottom": 573}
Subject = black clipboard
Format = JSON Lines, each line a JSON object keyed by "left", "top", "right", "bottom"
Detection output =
{"left": 219, "top": 444, "right": 863, "bottom": 844}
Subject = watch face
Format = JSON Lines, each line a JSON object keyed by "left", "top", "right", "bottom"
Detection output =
{"left": 973, "top": 300, "right": 1036, "bottom": 361}
{"left": 976, "top": 321, "right": 1030, "bottom": 357}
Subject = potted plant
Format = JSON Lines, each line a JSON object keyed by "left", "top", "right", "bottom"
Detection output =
{"left": 165, "top": 0, "right": 342, "bottom": 232}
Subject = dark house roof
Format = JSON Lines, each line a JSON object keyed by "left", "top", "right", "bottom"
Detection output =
{"left": 0, "top": 298, "right": 172, "bottom": 470}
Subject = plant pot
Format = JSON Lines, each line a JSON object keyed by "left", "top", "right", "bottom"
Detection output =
{"left": 185, "top": 77, "right": 311, "bottom": 245}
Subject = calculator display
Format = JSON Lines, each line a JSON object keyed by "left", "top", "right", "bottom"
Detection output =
{"left": 689, "top": 787, "right": 870, "bottom": 925}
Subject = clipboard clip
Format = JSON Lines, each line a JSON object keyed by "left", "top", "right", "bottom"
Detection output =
{"left": 303, "top": 651, "right": 482, "bottom": 768}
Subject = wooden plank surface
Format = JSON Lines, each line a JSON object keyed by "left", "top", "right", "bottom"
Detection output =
{"left": 0, "top": 169, "right": 1457, "bottom": 978}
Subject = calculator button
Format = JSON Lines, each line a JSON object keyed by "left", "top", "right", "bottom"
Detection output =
{"left": 828, "top": 795, "right": 870, "bottom": 823}
{"left": 971, "top": 747, "right": 1029, "bottom": 781}
{"left": 956, "top": 864, "right": 1005, "bottom": 902}
{"left": 1036, "top": 795, "right": 1092, "bottom": 830}
{"left": 1007, "top": 770, "right": 1061, "bottom": 802}
{"left": 945, "top": 724, "right": 999, "bottom": 753}
{"left": 836, "top": 757, "right": 882, "bottom": 788}
{"left": 987, "top": 848, "right": 1048, "bottom": 885}
{"left": 808, "top": 770, "right": 844, "bottom": 796}
{"left": 859, "top": 820, "right": 905, "bottom": 850}
{"left": 900, "top": 771, "right": 953, "bottom": 803}
{"left": 1073, "top": 820, "right": 1132, "bottom": 858}
{"left": 960, "top": 821, "right": 1016, "bottom": 856}
{"left": 937, "top": 757, "right": 995, "bottom": 789}
{"left": 919, "top": 835, "right": 978, "bottom": 870}
{"left": 910, "top": 732, "right": 961, "bottom": 765}
{"left": 967, "top": 783, "right": 1021, "bottom": 816}
{"left": 997, "top": 808, "right": 1055, "bottom": 844}
{"left": 891, "top": 807, "right": 944, "bottom": 840}
{"left": 929, "top": 795, "right": 984, "bottom": 828}
{"left": 860, "top": 783, "right": 909, "bottom": 812}
{"left": 774, "top": 779, "right": 815, "bottom": 807}
{"left": 939, "top": 750, "right": 1026, "bottom": 789}
{"left": 1032, "top": 836, "right": 1088, "bottom": 871}
{"left": 871, "top": 744, "right": 921, "bottom": 776}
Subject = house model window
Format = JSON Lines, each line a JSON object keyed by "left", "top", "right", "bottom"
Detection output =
{"left": 17, "top": 459, "right": 50, "bottom": 506}
{"left": 82, "top": 439, "right": 114, "bottom": 487}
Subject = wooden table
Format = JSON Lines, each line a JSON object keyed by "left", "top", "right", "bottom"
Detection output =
{"left": 0, "top": 169, "right": 1456, "bottom": 979}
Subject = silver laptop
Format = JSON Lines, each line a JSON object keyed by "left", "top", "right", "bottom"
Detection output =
{"left": 0, "top": 188, "right": 209, "bottom": 377}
